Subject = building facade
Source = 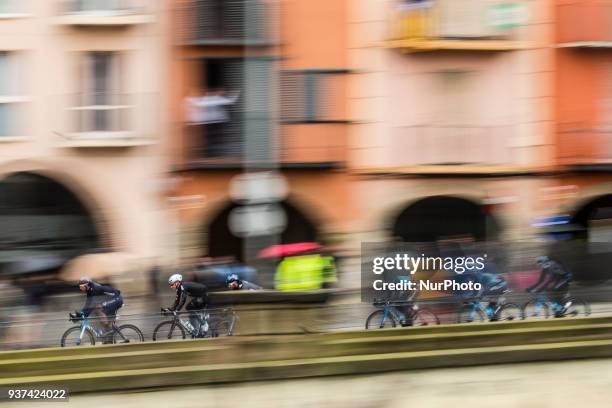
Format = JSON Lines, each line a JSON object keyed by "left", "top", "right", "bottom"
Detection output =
{"left": 0, "top": 0, "right": 169, "bottom": 274}
{"left": 168, "top": 0, "right": 353, "bottom": 264}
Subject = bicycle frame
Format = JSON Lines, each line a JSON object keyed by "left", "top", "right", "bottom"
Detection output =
{"left": 376, "top": 303, "right": 409, "bottom": 325}
{"left": 532, "top": 292, "right": 565, "bottom": 313}
{"left": 164, "top": 308, "right": 237, "bottom": 337}
{"left": 75, "top": 315, "right": 126, "bottom": 344}
{"left": 464, "top": 300, "right": 500, "bottom": 321}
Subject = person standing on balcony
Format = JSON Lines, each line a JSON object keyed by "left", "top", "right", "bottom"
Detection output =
{"left": 184, "top": 88, "right": 241, "bottom": 158}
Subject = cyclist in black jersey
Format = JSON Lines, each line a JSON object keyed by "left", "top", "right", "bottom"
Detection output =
{"left": 163, "top": 273, "right": 208, "bottom": 331}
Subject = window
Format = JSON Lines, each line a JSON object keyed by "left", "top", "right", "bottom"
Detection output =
{"left": 0, "top": 0, "right": 22, "bottom": 15}
{"left": 280, "top": 70, "right": 346, "bottom": 123}
{"left": 72, "top": 0, "right": 123, "bottom": 13}
{"left": 76, "top": 51, "right": 126, "bottom": 134}
{"left": 0, "top": 51, "right": 25, "bottom": 137}
{"left": 188, "top": 0, "right": 267, "bottom": 43}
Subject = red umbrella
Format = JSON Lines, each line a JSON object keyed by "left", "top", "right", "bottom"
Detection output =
{"left": 258, "top": 242, "right": 322, "bottom": 259}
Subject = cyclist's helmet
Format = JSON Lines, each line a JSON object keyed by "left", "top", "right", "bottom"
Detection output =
{"left": 168, "top": 273, "right": 183, "bottom": 285}
{"left": 226, "top": 273, "right": 240, "bottom": 285}
{"left": 536, "top": 256, "right": 550, "bottom": 265}
{"left": 78, "top": 277, "right": 92, "bottom": 286}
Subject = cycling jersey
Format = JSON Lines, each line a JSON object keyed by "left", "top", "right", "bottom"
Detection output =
{"left": 81, "top": 281, "right": 121, "bottom": 317}
{"left": 528, "top": 260, "right": 572, "bottom": 292}
{"left": 170, "top": 281, "right": 208, "bottom": 312}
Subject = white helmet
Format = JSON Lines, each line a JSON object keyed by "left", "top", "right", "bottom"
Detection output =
{"left": 168, "top": 273, "right": 183, "bottom": 285}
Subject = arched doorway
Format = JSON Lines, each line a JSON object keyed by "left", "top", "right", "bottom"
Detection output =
{"left": 391, "top": 196, "right": 500, "bottom": 242}
{"left": 571, "top": 194, "right": 612, "bottom": 241}
{"left": 0, "top": 172, "right": 103, "bottom": 282}
{"left": 555, "top": 194, "right": 612, "bottom": 283}
{"left": 206, "top": 200, "right": 318, "bottom": 262}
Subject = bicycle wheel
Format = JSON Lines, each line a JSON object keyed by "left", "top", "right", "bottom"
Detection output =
{"left": 114, "top": 324, "right": 145, "bottom": 344}
{"left": 412, "top": 309, "right": 440, "bottom": 326}
{"left": 365, "top": 310, "right": 397, "bottom": 329}
{"left": 564, "top": 298, "right": 591, "bottom": 318}
{"left": 61, "top": 326, "right": 95, "bottom": 347}
{"left": 210, "top": 314, "right": 236, "bottom": 337}
{"left": 521, "top": 300, "right": 550, "bottom": 320}
{"left": 152, "top": 321, "right": 186, "bottom": 341}
{"left": 457, "top": 304, "right": 486, "bottom": 323}
{"left": 496, "top": 303, "right": 521, "bottom": 322}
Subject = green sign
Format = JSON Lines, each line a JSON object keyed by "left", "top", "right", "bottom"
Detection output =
{"left": 488, "top": 3, "right": 528, "bottom": 29}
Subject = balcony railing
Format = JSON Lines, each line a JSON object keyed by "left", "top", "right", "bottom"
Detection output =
{"left": 558, "top": 128, "right": 612, "bottom": 165}
{"left": 58, "top": 93, "right": 154, "bottom": 147}
{"left": 389, "top": 125, "right": 514, "bottom": 166}
{"left": 179, "top": 0, "right": 272, "bottom": 46}
{"left": 558, "top": 2, "right": 612, "bottom": 46}
{"left": 388, "top": 0, "right": 527, "bottom": 51}
{"left": 57, "top": 0, "right": 152, "bottom": 26}
{"left": 185, "top": 123, "right": 345, "bottom": 167}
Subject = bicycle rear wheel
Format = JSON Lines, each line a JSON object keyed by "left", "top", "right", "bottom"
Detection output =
{"left": 457, "top": 304, "right": 486, "bottom": 323}
{"left": 522, "top": 300, "right": 550, "bottom": 320}
{"left": 153, "top": 321, "right": 186, "bottom": 341}
{"left": 412, "top": 309, "right": 440, "bottom": 326}
{"left": 114, "top": 324, "right": 145, "bottom": 344}
{"left": 496, "top": 303, "right": 521, "bottom": 322}
{"left": 365, "top": 310, "right": 397, "bottom": 329}
{"left": 61, "top": 326, "right": 95, "bottom": 347}
{"left": 208, "top": 314, "right": 235, "bottom": 337}
{"left": 564, "top": 298, "right": 591, "bottom": 318}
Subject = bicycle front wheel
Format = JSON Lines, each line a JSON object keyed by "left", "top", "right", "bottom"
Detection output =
{"left": 153, "top": 321, "right": 186, "bottom": 341}
{"left": 61, "top": 326, "right": 95, "bottom": 347}
{"left": 496, "top": 303, "right": 521, "bottom": 322}
{"left": 365, "top": 310, "right": 397, "bottom": 329}
{"left": 522, "top": 300, "right": 550, "bottom": 320}
{"left": 457, "top": 305, "right": 486, "bottom": 323}
{"left": 412, "top": 309, "right": 440, "bottom": 326}
{"left": 114, "top": 324, "right": 145, "bottom": 344}
{"left": 565, "top": 298, "right": 591, "bottom": 318}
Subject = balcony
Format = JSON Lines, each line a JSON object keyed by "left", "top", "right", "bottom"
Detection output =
{"left": 183, "top": 123, "right": 345, "bottom": 169}
{"left": 388, "top": 125, "right": 514, "bottom": 167}
{"left": 57, "top": 94, "right": 154, "bottom": 148}
{"left": 558, "top": 2, "right": 612, "bottom": 48}
{"left": 387, "top": 0, "right": 529, "bottom": 52}
{"left": 558, "top": 128, "right": 612, "bottom": 166}
{"left": 179, "top": 0, "right": 273, "bottom": 46}
{"left": 56, "top": 0, "right": 153, "bottom": 27}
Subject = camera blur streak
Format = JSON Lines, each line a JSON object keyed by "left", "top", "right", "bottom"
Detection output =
{"left": 2, "top": 0, "right": 612, "bottom": 407}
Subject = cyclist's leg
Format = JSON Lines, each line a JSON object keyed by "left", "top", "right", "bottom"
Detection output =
{"left": 185, "top": 298, "right": 204, "bottom": 332}
{"left": 100, "top": 296, "right": 123, "bottom": 340}
{"left": 552, "top": 284, "right": 570, "bottom": 317}
{"left": 399, "top": 304, "right": 413, "bottom": 326}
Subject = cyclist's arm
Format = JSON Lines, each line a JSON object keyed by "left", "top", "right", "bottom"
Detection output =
{"left": 527, "top": 270, "right": 549, "bottom": 292}
{"left": 81, "top": 295, "right": 95, "bottom": 317}
{"left": 169, "top": 289, "right": 186, "bottom": 312}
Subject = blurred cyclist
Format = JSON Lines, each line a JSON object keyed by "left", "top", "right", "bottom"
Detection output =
{"left": 163, "top": 274, "right": 208, "bottom": 332}
{"left": 527, "top": 256, "right": 573, "bottom": 317}
{"left": 477, "top": 272, "right": 508, "bottom": 321}
{"left": 74, "top": 277, "right": 123, "bottom": 343}
{"left": 226, "top": 273, "right": 262, "bottom": 290}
